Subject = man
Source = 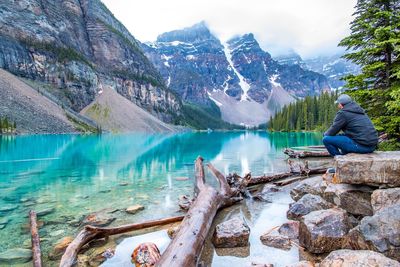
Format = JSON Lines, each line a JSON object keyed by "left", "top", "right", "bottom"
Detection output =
{"left": 323, "top": 94, "right": 378, "bottom": 157}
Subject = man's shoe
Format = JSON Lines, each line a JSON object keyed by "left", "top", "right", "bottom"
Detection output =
{"left": 327, "top": 168, "right": 336, "bottom": 174}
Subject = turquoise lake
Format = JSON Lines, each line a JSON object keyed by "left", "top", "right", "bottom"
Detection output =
{"left": 0, "top": 131, "right": 323, "bottom": 265}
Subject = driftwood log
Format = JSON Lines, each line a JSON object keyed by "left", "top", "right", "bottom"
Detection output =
{"left": 284, "top": 148, "right": 331, "bottom": 158}
{"left": 60, "top": 215, "right": 184, "bottom": 267}
{"left": 30, "top": 210, "right": 42, "bottom": 267}
{"left": 156, "top": 156, "right": 248, "bottom": 266}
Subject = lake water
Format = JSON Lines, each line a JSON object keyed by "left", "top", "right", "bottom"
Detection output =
{"left": 0, "top": 131, "right": 324, "bottom": 265}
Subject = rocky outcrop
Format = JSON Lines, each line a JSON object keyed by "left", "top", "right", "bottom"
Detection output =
{"left": 287, "top": 194, "right": 334, "bottom": 220}
{"left": 299, "top": 208, "right": 351, "bottom": 253}
{"left": 335, "top": 152, "right": 400, "bottom": 187}
{"left": 371, "top": 188, "right": 400, "bottom": 213}
{"left": 319, "top": 249, "right": 400, "bottom": 267}
{"left": 0, "top": 0, "right": 182, "bottom": 124}
{"left": 212, "top": 217, "right": 250, "bottom": 248}
{"left": 323, "top": 183, "right": 373, "bottom": 216}
{"left": 348, "top": 204, "right": 400, "bottom": 261}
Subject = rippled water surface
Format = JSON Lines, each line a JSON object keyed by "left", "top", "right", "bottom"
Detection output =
{"left": 0, "top": 131, "right": 323, "bottom": 265}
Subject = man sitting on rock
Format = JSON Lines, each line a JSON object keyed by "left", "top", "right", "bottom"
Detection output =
{"left": 323, "top": 94, "right": 378, "bottom": 157}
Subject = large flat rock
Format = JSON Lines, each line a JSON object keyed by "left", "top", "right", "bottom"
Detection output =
{"left": 320, "top": 249, "right": 400, "bottom": 267}
{"left": 335, "top": 152, "right": 400, "bottom": 187}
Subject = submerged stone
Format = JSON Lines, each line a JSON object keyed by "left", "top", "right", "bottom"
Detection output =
{"left": 213, "top": 217, "right": 250, "bottom": 248}
{"left": 0, "top": 248, "right": 32, "bottom": 264}
{"left": 36, "top": 207, "right": 55, "bottom": 217}
{"left": 126, "top": 205, "right": 145, "bottom": 215}
{"left": 287, "top": 194, "right": 334, "bottom": 220}
{"left": 48, "top": 236, "right": 74, "bottom": 260}
{"left": 335, "top": 151, "right": 400, "bottom": 187}
{"left": 319, "top": 249, "right": 400, "bottom": 267}
{"left": 0, "top": 204, "right": 19, "bottom": 212}
{"left": 299, "top": 208, "right": 351, "bottom": 253}
{"left": 81, "top": 209, "right": 117, "bottom": 227}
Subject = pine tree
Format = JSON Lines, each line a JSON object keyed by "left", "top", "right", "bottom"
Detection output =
{"left": 339, "top": 0, "right": 400, "bottom": 89}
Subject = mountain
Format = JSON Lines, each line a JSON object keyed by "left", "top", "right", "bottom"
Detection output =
{"left": 0, "top": 0, "right": 182, "bottom": 132}
{"left": 144, "top": 22, "right": 331, "bottom": 126}
{"left": 275, "top": 52, "right": 360, "bottom": 90}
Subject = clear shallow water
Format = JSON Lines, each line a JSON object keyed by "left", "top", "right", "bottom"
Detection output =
{"left": 0, "top": 131, "right": 323, "bottom": 264}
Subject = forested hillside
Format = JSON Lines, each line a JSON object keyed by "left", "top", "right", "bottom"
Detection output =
{"left": 268, "top": 92, "right": 337, "bottom": 132}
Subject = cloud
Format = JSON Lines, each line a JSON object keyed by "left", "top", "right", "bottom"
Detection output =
{"left": 101, "top": 0, "right": 356, "bottom": 58}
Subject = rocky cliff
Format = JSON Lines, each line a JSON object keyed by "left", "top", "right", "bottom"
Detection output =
{"left": 144, "top": 22, "right": 331, "bottom": 126}
{"left": 0, "top": 0, "right": 182, "bottom": 123}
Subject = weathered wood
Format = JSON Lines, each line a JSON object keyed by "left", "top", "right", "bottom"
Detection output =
{"left": 284, "top": 148, "right": 331, "bottom": 158}
{"left": 29, "top": 210, "right": 42, "bottom": 267}
{"left": 157, "top": 157, "right": 244, "bottom": 267}
{"left": 59, "top": 215, "right": 184, "bottom": 267}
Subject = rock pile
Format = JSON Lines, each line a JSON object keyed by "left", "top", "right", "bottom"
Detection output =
{"left": 287, "top": 152, "right": 400, "bottom": 265}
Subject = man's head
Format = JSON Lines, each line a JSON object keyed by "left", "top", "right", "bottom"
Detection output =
{"left": 335, "top": 94, "right": 352, "bottom": 109}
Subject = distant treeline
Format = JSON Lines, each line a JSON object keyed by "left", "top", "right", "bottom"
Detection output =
{"left": 0, "top": 117, "right": 16, "bottom": 134}
{"left": 268, "top": 92, "right": 338, "bottom": 132}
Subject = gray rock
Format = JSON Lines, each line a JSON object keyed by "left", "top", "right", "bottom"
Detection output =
{"left": 278, "top": 221, "right": 299, "bottom": 240}
{"left": 319, "top": 249, "right": 400, "bottom": 267}
{"left": 0, "top": 248, "right": 32, "bottom": 264}
{"left": 213, "top": 217, "right": 250, "bottom": 248}
{"left": 299, "top": 208, "right": 351, "bottom": 253}
{"left": 347, "top": 204, "right": 400, "bottom": 261}
{"left": 36, "top": 207, "right": 55, "bottom": 217}
{"left": 287, "top": 194, "right": 334, "bottom": 220}
{"left": 81, "top": 209, "right": 117, "bottom": 227}
{"left": 335, "top": 151, "right": 400, "bottom": 187}
{"left": 371, "top": 188, "right": 400, "bottom": 213}
{"left": 260, "top": 233, "right": 291, "bottom": 250}
{"left": 290, "top": 176, "right": 327, "bottom": 201}
{"left": 323, "top": 183, "right": 373, "bottom": 216}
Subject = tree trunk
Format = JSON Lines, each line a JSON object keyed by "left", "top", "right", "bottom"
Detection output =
{"left": 30, "top": 210, "right": 42, "bottom": 267}
{"left": 284, "top": 148, "right": 331, "bottom": 158}
{"left": 60, "top": 215, "right": 184, "bottom": 267}
{"left": 156, "top": 157, "right": 245, "bottom": 266}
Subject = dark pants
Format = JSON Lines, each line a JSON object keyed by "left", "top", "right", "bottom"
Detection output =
{"left": 322, "top": 135, "right": 375, "bottom": 156}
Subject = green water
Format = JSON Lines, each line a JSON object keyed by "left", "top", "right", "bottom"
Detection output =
{"left": 0, "top": 131, "right": 322, "bottom": 263}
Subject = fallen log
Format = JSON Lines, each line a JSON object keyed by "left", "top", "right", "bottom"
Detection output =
{"left": 284, "top": 148, "right": 331, "bottom": 158}
{"left": 156, "top": 156, "right": 248, "bottom": 266}
{"left": 30, "top": 210, "right": 42, "bottom": 267}
{"left": 60, "top": 215, "right": 184, "bottom": 267}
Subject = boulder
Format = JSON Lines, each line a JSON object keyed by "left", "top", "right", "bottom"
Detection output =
{"left": 48, "top": 236, "right": 74, "bottom": 260}
{"left": 260, "top": 233, "right": 291, "bottom": 250}
{"left": 287, "top": 194, "right": 334, "bottom": 220}
{"left": 323, "top": 183, "right": 373, "bottom": 216}
{"left": 213, "top": 217, "right": 250, "bottom": 248}
{"left": 319, "top": 249, "right": 400, "bottom": 267}
{"left": 335, "top": 151, "right": 400, "bottom": 187}
{"left": 347, "top": 204, "right": 400, "bottom": 261}
{"left": 131, "top": 242, "right": 160, "bottom": 267}
{"left": 371, "top": 188, "right": 400, "bottom": 213}
{"left": 0, "top": 248, "right": 32, "bottom": 264}
{"left": 126, "top": 205, "right": 145, "bottom": 215}
{"left": 299, "top": 208, "right": 351, "bottom": 253}
{"left": 278, "top": 221, "right": 299, "bottom": 240}
{"left": 290, "top": 176, "right": 326, "bottom": 201}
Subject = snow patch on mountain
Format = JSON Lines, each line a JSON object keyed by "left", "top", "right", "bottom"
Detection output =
{"left": 223, "top": 43, "right": 251, "bottom": 102}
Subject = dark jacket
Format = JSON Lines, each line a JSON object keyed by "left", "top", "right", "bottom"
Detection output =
{"left": 324, "top": 102, "right": 378, "bottom": 147}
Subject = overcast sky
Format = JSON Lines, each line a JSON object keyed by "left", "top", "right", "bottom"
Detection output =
{"left": 101, "top": 0, "right": 356, "bottom": 58}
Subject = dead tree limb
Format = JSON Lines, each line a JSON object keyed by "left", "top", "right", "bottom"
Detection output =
{"left": 30, "top": 210, "right": 42, "bottom": 267}
{"left": 156, "top": 156, "right": 246, "bottom": 267}
{"left": 60, "top": 215, "right": 184, "bottom": 267}
{"left": 284, "top": 148, "right": 331, "bottom": 158}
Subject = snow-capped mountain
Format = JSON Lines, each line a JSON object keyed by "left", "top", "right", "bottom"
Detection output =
{"left": 275, "top": 52, "right": 360, "bottom": 90}
{"left": 143, "top": 22, "right": 330, "bottom": 126}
